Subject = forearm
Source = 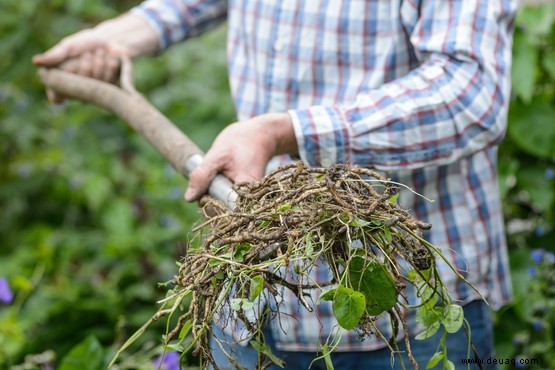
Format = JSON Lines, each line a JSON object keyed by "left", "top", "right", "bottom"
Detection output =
{"left": 92, "top": 13, "right": 160, "bottom": 57}
{"left": 130, "top": 0, "right": 228, "bottom": 51}
{"left": 290, "top": 56, "right": 510, "bottom": 170}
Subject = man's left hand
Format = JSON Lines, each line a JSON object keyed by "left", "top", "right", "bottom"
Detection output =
{"left": 184, "top": 112, "right": 297, "bottom": 202}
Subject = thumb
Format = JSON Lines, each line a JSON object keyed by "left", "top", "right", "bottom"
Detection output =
{"left": 33, "top": 43, "right": 72, "bottom": 66}
{"left": 184, "top": 160, "right": 219, "bottom": 202}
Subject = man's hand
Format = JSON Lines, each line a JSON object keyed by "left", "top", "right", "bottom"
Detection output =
{"left": 32, "top": 13, "right": 159, "bottom": 103}
{"left": 184, "top": 112, "right": 298, "bottom": 202}
{"left": 33, "top": 30, "right": 126, "bottom": 102}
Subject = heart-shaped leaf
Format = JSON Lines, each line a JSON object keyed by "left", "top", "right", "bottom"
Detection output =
{"left": 348, "top": 256, "right": 397, "bottom": 315}
{"left": 332, "top": 285, "right": 366, "bottom": 330}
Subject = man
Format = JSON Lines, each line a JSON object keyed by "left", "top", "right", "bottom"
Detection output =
{"left": 34, "top": 1, "right": 517, "bottom": 368}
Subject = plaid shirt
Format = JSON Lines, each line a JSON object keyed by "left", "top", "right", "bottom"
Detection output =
{"left": 133, "top": 0, "right": 516, "bottom": 352}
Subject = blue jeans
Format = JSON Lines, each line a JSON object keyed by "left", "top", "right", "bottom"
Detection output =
{"left": 210, "top": 300, "right": 495, "bottom": 369}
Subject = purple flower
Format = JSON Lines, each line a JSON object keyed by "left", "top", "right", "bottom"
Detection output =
{"left": 530, "top": 249, "right": 544, "bottom": 264}
{"left": 533, "top": 320, "right": 543, "bottom": 331}
{"left": 154, "top": 351, "right": 180, "bottom": 370}
{"left": 0, "top": 277, "right": 14, "bottom": 304}
{"left": 528, "top": 266, "right": 536, "bottom": 277}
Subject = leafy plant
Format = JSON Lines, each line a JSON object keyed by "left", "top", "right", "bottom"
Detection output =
{"left": 0, "top": 0, "right": 234, "bottom": 368}
{"left": 2, "top": 0, "right": 555, "bottom": 369}
{"left": 114, "top": 163, "right": 478, "bottom": 369}
{"left": 494, "top": 2, "right": 555, "bottom": 369}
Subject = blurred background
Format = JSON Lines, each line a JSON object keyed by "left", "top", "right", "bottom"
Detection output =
{"left": 0, "top": 0, "right": 554, "bottom": 369}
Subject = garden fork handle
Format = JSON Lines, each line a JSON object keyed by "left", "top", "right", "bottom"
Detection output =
{"left": 37, "top": 57, "right": 237, "bottom": 209}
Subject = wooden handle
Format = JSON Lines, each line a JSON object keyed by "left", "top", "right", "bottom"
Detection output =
{"left": 37, "top": 58, "right": 237, "bottom": 209}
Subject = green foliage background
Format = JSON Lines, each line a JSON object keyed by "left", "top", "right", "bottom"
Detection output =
{"left": 0, "top": 1, "right": 554, "bottom": 369}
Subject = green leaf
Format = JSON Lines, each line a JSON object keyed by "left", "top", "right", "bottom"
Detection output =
{"left": 209, "top": 251, "right": 233, "bottom": 266}
{"left": 511, "top": 33, "right": 538, "bottom": 103}
{"left": 230, "top": 298, "right": 254, "bottom": 311}
{"left": 332, "top": 285, "right": 366, "bottom": 330}
{"left": 426, "top": 351, "right": 444, "bottom": 369}
{"left": 164, "top": 342, "right": 183, "bottom": 352}
{"left": 318, "top": 288, "right": 337, "bottom": 303}
{"left": 102, "top": 199, "right": 134, "bottom": 236}
{"left": 416, "top": 306, "right": 444, "bottom": 327}
{"left": 58, "top": 336, "right": 104, "bottom": 370}
{"left": 383, "top": 227, "right": 392, "bottom": 243}
{"left": 179, "top": 319, "right": 193, "bottom": 339}
{"left": 508, "top": 99, "right": 555, "bottom": 159}
{"left": 420, "top": 284, "right": 439, "bottom": 308}
{"left": 233, "top": 243, "right": 250, "bottom": 262}
{"left": 241, "top": 299, "right": 254, "bottom": 311}
{"left": 348, "top": 256, "right": 397, "bottom": 315}
{"left": 251, "top": 340, "right": 284, "bottom": 368}
{"left": 542, "top": 49, "right": 555, "bottom": 80}
{"left": 257, "top": 219, "right": 272, "bottom": 228}
{"left": 388, "top": 193, "right": 399, "bottom": 203}
{"left": 528, "top": 340, "right": 555, "bottom": 353}
{"left": 445, "top": 360, "right": 455, "bottom": 370}
{"left": 516, "top": 4, "right": 555, "bottom": 39}
{"left": 214, "top": 270, "right": 225, "bottom": 280}
{"left": 249, "top": 275, "right": 265, "bottom": 301}
{"left": 351, "top": 217, "right": 370, "bottom": 227}
{"left": 208, "top": 258, "right": 223, "bottom": 267}
{"left": 277, "top": 203, "right": 291, "bottom": 212}
{"left": 414, "top": 321, "right": 441, "bottom": 340}
{"left": 230, "top": 298, "right": 242, "bottom": 311}
{"left": 516, "top": 165, "right": 555, "bottom": 215}
{"left": 83, "top": 174, "right": 112, "bottom": 210}
{"left": 442, "top": 304, "right": 464, "bottom": 333}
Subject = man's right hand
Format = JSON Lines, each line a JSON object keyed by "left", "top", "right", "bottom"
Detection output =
{"left": 32, "top": 13, "right": 159, "bottom": 103}
{"left": 33, "top": 30, "right": 126, "bottom": 103}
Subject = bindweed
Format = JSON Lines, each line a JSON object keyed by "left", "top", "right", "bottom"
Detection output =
{"left": 0, "top": 277, "right": 13, "bottom": 304}
{"left": 153, "top": 351, "right": 180, "bottom": 370}
{"left": 530, "top": 248, "right": 544, "bottom": 264}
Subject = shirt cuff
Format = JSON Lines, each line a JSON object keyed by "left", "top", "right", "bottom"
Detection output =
{"left": 130, "top": 2, "right": 189, "bottom": 51}
{"left": 288, "top": 106, "right": 352, "bottom": 168}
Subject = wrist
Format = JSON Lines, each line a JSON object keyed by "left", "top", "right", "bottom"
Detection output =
{"left": 93, "top": 13, "right": 160, "bottom": 57}
{"left": 259, "top": 113, "right": 298, "bottom": 157}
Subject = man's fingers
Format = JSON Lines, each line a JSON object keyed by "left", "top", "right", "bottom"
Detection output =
{"left": 185, "top": 162, "right": 219, "bottom": 202}
{"left": 232, "top": 167, "right": 265, "bottom": 184}
{"left": 77, "top": 52, "right": 93, "bottom": 77}
{"left": 102, "top": 54, "right": 121, "bottom": 83}
{"left": 32, "top": 43, "right": 71, "bottom": 66}
{"left": 32, "top": 30, "right": 116, "bottom": 68}
{"left": 33, "top": 37, "right": 86, "bottom": 66}
{"left": 91, "top": 49, "right": 106, "bottom": 80}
